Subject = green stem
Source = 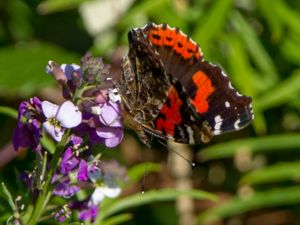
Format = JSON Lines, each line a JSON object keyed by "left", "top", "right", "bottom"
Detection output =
{"left": 26, "top": 133, "right": 69, "bottom": 225}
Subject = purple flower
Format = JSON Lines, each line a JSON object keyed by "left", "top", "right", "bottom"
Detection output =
{"left": 53, "top": 178, "right": 80, "bottom": 198}
{"left": 59, "top": 136, "right": 89, "bottom": 181}
{"left": 42, "top": 101, "right": 82, "bottom": 142}
{"left": 60, "top": 147, "right": 79, "bottom": 174}
{"left": 13, "top": 97, "right": 43, "bottom": 151}
{"left": 97, "top": 101, "right": 123, "bottom": 147}
{"left": 69, "top": 200, "right": 99, "bottom": 222}
{"left": 78, "top": 204, "right": 98, "bottom": 222}
{"left": 70, "top": 135, "right": 83, "bottom": 147}
{"left": 96, "top": 100, "right": 123, "bottom": 148}
{"left": 46, "top": 61, "right": 82, "bottom": 99}
{"left": 78, "top": 160, "right": 88, "bottom": 181}
{"left": 77, "top": 88, "right": 123, "bottom": 148}
{"left": 53, "top": 135, "right": 90, "bottom": 198}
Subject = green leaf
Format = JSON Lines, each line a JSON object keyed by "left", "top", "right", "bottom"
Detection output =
{"left": 250, "top": 108, "right": 267, "bottom": 135}
{"left": 193, "top": 0, "right": 233, "bottom": 48}
{"left": 257, "top": 0, "right": 283, "bottom": 41}
{"left": 224, "top": 34, "right": 257, "bottom": 95}
{"left": 240, "top": 160, "right": 300, "bottom": 186}
{"left": 101, "top": 213, "right": 132, "bottom": 225}
{"left": 0, "top": 42, "right": 79, "bottom": 98}
{"left": 0, "top": 106, "right": 18, "bottom": 119}
{"left": 199, "top": 133, "right": 300, "bottom": 161}
{"left": 280, "top": 35, "right": 300, "bottom": 65}
{"left": 198, "top": 185, "right": 300, "bottom": 224}
{"left": 119, "top": 0, "right": 168, "bottom": 28}
{"left": 40, "top": 135, "right": 56, "bottom": 154}
{"left": 127, "top": 162, "right": 161, "bottom": 183}
{"left": 273, "top": 0, "right": 300, "bottom": 35}
{"left": 255, "top": 69, "right": 300, "bottom": 111}
{"left": 230, "top": 11, "right": 279, "bottom": 85}
{"left": 100, "top": 189, "right": 217, "bottom": 220}
{"left": 1, "top": 183, "right": 17, "bottom": 214}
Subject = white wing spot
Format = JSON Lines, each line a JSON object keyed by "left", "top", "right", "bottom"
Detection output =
{"left": 236, "top": 91, "right": 242, "bottom": 97}
{"left": 234, "top": 119, "right": 241, "bottom": 129}
{"left": 214, "top": 115, "right": 223, "bottom": 131}
{"left": 225, "top": 101, "right": 230, "bottom": 108}
{"left": 221, "top": 71, "right": 228, "bottom": 77}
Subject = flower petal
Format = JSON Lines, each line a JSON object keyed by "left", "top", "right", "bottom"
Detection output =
{"left": 53, "top": 179, "right": 80, "bottom": 198}
{"left": 88, "top": 169, "right": 102, "bottom": 182}
{"left": 57, "top": 101, "right": 82, "bottom": 128}
{"left": 78, "top": 160, "right": 88, "bottom": 181}
{"left": 96, "top": 127, "right": 117, "bottom": 138}
{"left": 61, "top": 147, "right": 79, "bottom": 174}
{"left": 42, "top": 101, "right": 58, "bottom": 118}
{"left": 61, "top": 64, "right": 81, "bottom": 80}
{"left": 43, "top": 121, "right": 63, "bottom": 142}
{"left": 105, "top": 136, "right": 123, "bottom": 148}
{"left": 99, "top": 102, "right": 122, "bottom": 127}
{"left": 78, "top": 204, "right": 98, "bottom": 222}
{"left": 101, "top": 185, "right": 121, "bottom": 198}
{"left": 96, "top": 127, "right": 123, "bottom": 148}
{"left": 90, "top": 187, "right": 105, "bottom": 205}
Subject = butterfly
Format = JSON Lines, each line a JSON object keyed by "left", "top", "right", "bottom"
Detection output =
{"left": 119, "top": 23, "right": 253, "bottom": 145}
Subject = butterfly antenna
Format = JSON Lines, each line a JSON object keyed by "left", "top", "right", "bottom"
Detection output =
{"left": 158, "top": 140, "right": 196, "bottom": 167}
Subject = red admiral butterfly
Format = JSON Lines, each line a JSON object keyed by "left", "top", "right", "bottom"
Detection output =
{"left": 120, "top": 23, "right": 253, "bottom": 145}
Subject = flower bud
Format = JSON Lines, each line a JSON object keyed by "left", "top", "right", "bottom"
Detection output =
{"left": 46, "top": 61, "right": 68, "bottom": 85}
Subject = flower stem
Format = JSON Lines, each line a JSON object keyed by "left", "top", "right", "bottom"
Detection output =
{"left": 27, "top": 133, "right": 69, "bottom": 225}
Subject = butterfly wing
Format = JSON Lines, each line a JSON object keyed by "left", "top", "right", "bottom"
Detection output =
{"left": 120, "top": 27, "right": 214, "bottom": 144}
{"left": 141, "top": 23, "right": 254, "bottom": 135}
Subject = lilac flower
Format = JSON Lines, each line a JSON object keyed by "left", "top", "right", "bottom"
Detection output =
{"left": 78, "top": 204, "right": 98, "bottom": 222}
{"left": 46, "top": 61, "right": 83, "bottom": 99}
{"left": 59, "top": 136, "right": 89, "bottom": 181}
{"left": 53, "top": 178, "right": 80, "bottom": 198}
{"left": 78, "top": 160, "right": 88, "bottom": 181}
{"left": 14, "top": 55, "right": 128, "bottom": 224}
{"left": 69, "top": 200, "right": 99, "bottom": 222}
{"left": 60, "top": 147, "right": 79, "bottom": 175}
{"left": 13, "top": 97, "right": 43, "bottom": 151}
{"left": 42, "top": 101, "right": 82, "bottom": 142}
{"left": 53, "top": 136, "right": 90, "bottom": 198}
{"left": 78, "top": 88, "right": 123, "bottom": 148}
{"left": 96, "top": 100, "right": 123, "bottom": 148}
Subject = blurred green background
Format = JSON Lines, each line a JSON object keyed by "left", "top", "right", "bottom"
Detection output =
{"left": 1, "top": 0, "right": 300, "bottom": 224}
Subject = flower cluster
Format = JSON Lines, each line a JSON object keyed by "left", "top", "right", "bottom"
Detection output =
{"left": 12, "top": 54, "right": 126, "bottom": 223}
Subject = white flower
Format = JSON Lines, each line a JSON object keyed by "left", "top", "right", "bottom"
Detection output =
{"left": 88, "top": 168, "right": 121, "bottom": 205}
{"left": 42, "top": 101, "right": 82, "bottom": 142}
